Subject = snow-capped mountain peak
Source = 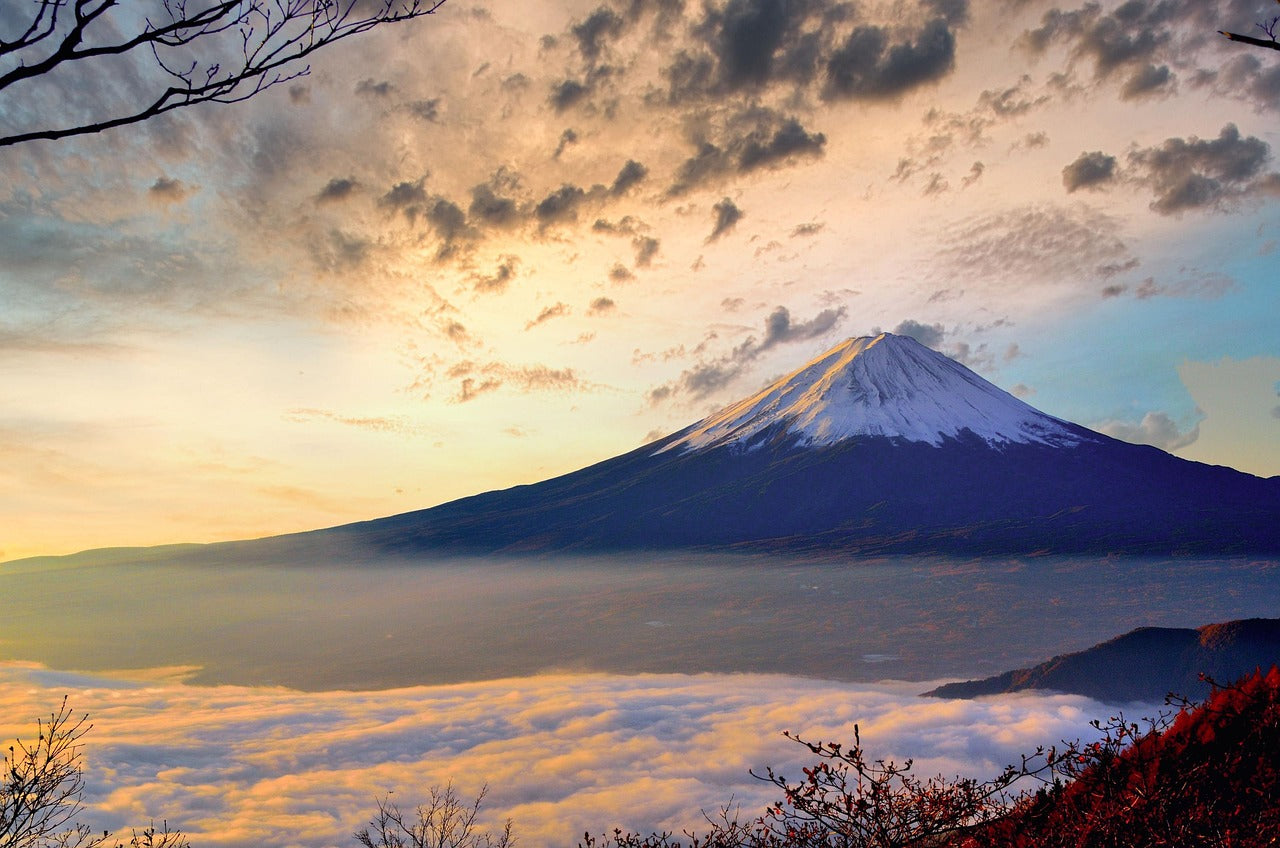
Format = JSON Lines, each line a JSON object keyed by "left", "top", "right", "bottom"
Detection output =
{"left": 659, "top": 333, "right": 1086, "bottom": 453}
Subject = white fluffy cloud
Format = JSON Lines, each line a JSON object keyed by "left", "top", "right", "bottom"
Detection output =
{"left": 0, "top": 663, "right": 1125, "bottom": 848}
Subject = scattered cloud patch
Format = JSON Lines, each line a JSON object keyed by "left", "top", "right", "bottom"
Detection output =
{"left": 473, "top": 256, "right": 520, "bottom": 293}
{"left": 1128, "top": 124, "right": 1278, "bottom": 215}
{"left": 355, "top": 78, "right": 395, "bottom": 97}
{"left": 526, "top": 302, "right": 571, "bottom": 330}
{"left": 707, "top": 198, "right": 744, "bottom": 242}
{"left": 1096, "top": 411, "right": 1200, "bottom": 451}
{"left": 447, "top": 360, "right": 587, "bottom": 402}
{"left": 1062, "top": 151, "right": 1117, "bottom": 192}
{"left": 284, "top": 408, "right": 426, "bottom": 436}
{"left": 610, "top": 160, "right": 649, "bottom": 195}
{"left": 649, "top": 304, "right": 846, "bottom": 402}
{"left": 317, "top": 177, "right": 359, "bottom": 204}
{"left": 147, "top": 177, "right": 195, "bottom": 204}
{"left": 823, "top": 19, "right": 958, "bottom": 101}
{"left": 1121, "top": 63, "right": 1173, "bottom": 99}
{"left": 633, "top": 236, "right": 661, "bottom": 267}
{"left": 891, "top": 319, "right": 945, "bottom": 349}
{"left": 938, "top": 204, "right": 1134, "bottom": 288}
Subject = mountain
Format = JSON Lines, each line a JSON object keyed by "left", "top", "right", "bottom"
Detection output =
{"left": 306, "top": 332, "right": 1280, "bottom": 557}
{"left": 923, "top": 618, "right": 1280, "bottom": 704}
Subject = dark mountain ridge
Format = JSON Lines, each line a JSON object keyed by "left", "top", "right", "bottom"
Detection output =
{"left": 925, "top": 618, "right": 1280, "bottom": 703}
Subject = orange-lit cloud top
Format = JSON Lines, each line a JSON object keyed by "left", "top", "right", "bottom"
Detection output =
{"left": 0, "top": 663, "right": 1119, "bottom": 848}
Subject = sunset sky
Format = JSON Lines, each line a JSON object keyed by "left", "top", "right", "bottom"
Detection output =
{"left": 3, "top": 0, "right": 1279, "bottom": 560}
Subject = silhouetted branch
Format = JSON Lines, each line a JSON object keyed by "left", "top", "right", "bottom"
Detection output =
{"left": 0, "top": 0, "right": 444, "bottom": 148}
{"left": 1220, "top": 0, "right": 1280, "bottom": 52}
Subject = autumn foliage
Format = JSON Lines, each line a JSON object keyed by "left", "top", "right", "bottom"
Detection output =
{"left": 965, "top": 667, "right": 1280, "bottom": 848}
{"left": 586, "top": 668, "right": 1280, "bottom": 848}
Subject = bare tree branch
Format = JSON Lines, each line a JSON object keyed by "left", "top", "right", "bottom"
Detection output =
{"left": 0, "top": 0, "right": 445, "bottom": 148}
{"left": 1220, "top": 0, "right": 1280, "bottom": 52}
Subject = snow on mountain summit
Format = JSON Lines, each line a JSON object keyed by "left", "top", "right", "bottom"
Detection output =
{"left": 659, "top": 333, "right": 1087, "bottom": 454}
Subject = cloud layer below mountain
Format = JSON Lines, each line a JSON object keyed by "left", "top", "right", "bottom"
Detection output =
{"left": 0, "top": 663, "right": 1121, "bottom": 848}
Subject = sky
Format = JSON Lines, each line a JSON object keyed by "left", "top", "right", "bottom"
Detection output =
{"left": 2, "top": 0, "right": 1279, "bottom": 560}
{"left": 0, "top": 661, "right": 1124, "bottom": 847}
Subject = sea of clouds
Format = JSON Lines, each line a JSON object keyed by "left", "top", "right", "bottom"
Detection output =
{"left": 0, "top": 662, "right": 1144, "bottom": 848}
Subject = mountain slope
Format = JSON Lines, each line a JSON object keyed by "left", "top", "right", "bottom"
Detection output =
{"left": 924, "top": 618, "right": 1280, "bottom": 703}
{"left": 305, "top": 333, "right": 1280, "bottom": 557}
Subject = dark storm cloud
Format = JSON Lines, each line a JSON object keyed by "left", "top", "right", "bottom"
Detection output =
{"left": 1070, "top": 124, "right": 1280, "bottom": 216}
{"left": 649, "top": 1, "right": 961, "bottom": 105}
{"left": 534, "top": 184, "right": 587, "bottom": 223}
{"left": 610, "top": 159, "right": 649, "bottom": 194}
{"left": 317, "top": 177, "right": 358, "bottom": 204}
{"left": 406, "top": 98, "right": 441, "bottom": 121}
{"left": 1017, "top": 0, "right": 1280, "bottom": 109}
{"left": 737, "top": 117, "right": 826, "bottom": 172}
{"left": 710, "top": 0, "right": 792, "bottom": 87}
{"left": 1021, "top": 5, "right": 1166, "bottom": 76}
{"left": 572, "top": 6, "right": 628, "bottom": 61}
{"left": 669, "top": 109, "right": 826, "bottom": 194}
{"left": 633, "top": 235, "right": 661, "bottom": 266}
{"left": 892, "top": 319, "right": 945, "bottom": 349}
{"left": 661, "top": 50, "right": 718, "bottom": 103}
{"left": 1210, "top": 53, "right": 1280, "bottom": 111}
{"left": 670, "top": 142, "right": 732, "bottom": 194}
{"left": 592, "top": 215, "right": 642, "bottom": 234}
{"left": 427, "top": 198, "right": 469, "bottom": 248}
{"left": 1127, "top": 124, "right": 1277, "bottom": 215}
{"left": 707, "top": 197, "right": 744, "bottom": 242}
{"left": 1121, "top": 63, "right": 1173, "bottom": 99}
{"left": 649, "top": 303, "right": 846, "bottom": 402}
{"left": 355, "top": 78, "right": 395, "bottom": 97}
{"left": 380, "top": 178, "right": 428, "bottom": 219}
{"left": 823, "top": 18, "right": 957, "bottom": 100}
{"left": 759, "top": 304, "right": 845, "bottom": 350}
{"left": 147, "top": 176, "right": 193, "bottom": 203}
{"left": 468, "top": 185, "right": 520, "bottom": 228}
{"left": 1062, "top": 151, "right": 1117, "bottom": 192}
{"left": 550, "top": 79, "right": 591, "bottom": 111}
{"left": 554, "top": 128, "right": 579, "bottom": 159}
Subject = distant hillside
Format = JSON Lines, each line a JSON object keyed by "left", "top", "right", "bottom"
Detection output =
{"left": 924, "top": 618, "right": 1280, "bottom": 703}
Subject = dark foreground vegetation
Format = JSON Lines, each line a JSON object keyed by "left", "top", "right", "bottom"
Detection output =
{"left": 5, "top": 670, "right": 1279, "bottom": 848}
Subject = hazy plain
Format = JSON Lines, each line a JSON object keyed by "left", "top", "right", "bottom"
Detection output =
{"left": 4, "top": 552, "right": 1279, "bottom": 688}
